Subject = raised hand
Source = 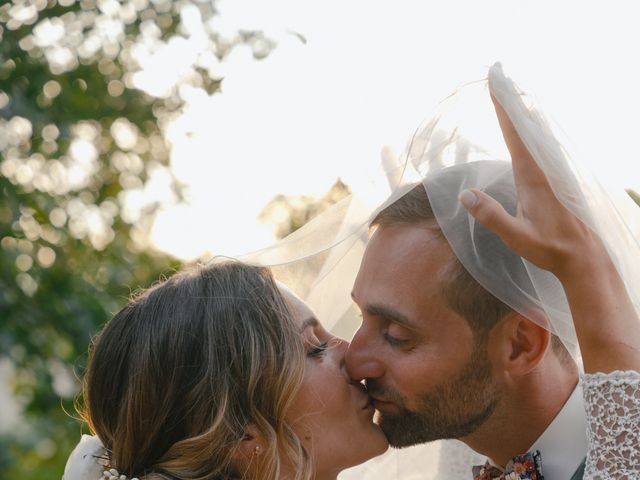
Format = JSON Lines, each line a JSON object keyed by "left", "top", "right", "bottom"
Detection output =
{"left": 458, "top": 92, "right": 640, "bottom": 373}
{"left": 459, "top": 94, "right": 604, "bottom": 281}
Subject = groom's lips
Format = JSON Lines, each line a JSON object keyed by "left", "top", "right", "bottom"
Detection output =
{"left": 362, "top": 398, "right": 375, "bottom": 412}
{"left": 371, "top": 396, "right": 396, "bottom": 411}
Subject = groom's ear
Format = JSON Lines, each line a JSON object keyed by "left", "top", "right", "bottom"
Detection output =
{"left": 489, "top": 313, "right": 550, "bottom": 377}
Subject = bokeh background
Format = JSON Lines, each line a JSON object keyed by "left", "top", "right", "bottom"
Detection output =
{"left": 2, "top": 0, "right": 640, "bottom": 478}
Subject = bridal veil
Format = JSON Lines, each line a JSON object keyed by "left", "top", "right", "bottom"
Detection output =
{"left": 238, "top": 62, "right": 640, "bottom": 478}
{"left": 64, "top": 63, "right": 640, "bottom": 479}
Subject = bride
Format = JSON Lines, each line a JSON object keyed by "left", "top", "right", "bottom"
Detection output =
{"left": 64, "top": 262, "right": 388, "bottom": 479}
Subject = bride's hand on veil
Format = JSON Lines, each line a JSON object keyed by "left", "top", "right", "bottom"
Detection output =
{"left": 461, "top": 94, "right": 602, "bottom": 278}
{"left": 458, "top": 93, "right": 640, "bottom": 373}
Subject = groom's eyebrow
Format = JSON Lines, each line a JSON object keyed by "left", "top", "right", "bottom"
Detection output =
{"left": 352, "top": 292, "right": 415, "bottom": 329}
{"left": 365, "top": 304, "right": 415, "bottom": 329}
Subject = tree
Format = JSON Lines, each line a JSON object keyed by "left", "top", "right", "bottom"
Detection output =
{"left": 0, "top": 1, "right": 273, "bottom": 477}
{"left": 259, "top": 179, "right": 351, "bottom": 239}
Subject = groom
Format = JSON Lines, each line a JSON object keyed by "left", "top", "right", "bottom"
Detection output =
{"left": 345, "top": 102, "right": 586, "bottom": 478}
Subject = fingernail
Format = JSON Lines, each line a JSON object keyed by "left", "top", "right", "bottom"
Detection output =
{"left": 459, "top": 190, "right": 478, "bottom": 209}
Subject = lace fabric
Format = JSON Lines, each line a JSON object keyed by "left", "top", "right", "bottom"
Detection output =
{"left": 582, "top": 370, "right": 640, "bottom": 479}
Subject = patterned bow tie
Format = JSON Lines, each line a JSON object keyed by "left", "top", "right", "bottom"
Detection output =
{"left": 472, "top": 450, "right": 544, "bottom": 480}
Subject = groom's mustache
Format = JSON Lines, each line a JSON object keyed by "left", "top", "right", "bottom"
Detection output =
{"left": 364, "top": 379, "right": 403, "bottom": 406}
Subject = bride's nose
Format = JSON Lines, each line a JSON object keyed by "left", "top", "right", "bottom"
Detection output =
{"left": 328, "top": 336, "right": 350, "bottom": 377}
{"left": 328, "top": 336, "right": 349, "bottom": 355}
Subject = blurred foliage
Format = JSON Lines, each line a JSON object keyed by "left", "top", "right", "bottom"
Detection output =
{"left": 259, "top": 179, "right": 351, "bottom": 239}
{"left": 0, "top": 0, "right": 276, "bottom": 478}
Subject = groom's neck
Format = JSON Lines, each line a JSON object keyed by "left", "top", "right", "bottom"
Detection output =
{"left": 460, "top": 361, "right": 579, "bottom": 467}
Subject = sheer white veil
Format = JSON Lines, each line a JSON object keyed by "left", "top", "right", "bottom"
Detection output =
{"left": 64, "top": 63, "right": 640, "bottom": 479}
{"left": 242, "top": 61, "right": 640, "bottom": 363}
{"left": 238, "top": 62, "right": 640, "bottom": 478}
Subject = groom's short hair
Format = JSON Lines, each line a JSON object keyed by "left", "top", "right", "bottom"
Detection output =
{"left": 371, "top": 183, "right": 571, "bottom": 361}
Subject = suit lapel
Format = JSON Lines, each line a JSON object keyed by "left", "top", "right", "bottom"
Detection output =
{"left": 569, "top": 457, "right": 586, "bottom": 480}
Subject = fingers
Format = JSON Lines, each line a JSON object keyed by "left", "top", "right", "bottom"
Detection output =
{"left": 490, "top": 94, "right": 549, "bottom": 191}
{"left": 459, "top": 188, "right": 525, "bottom": 250}
{"left": 490, "top": 94, "right": 533, "bottom": 163}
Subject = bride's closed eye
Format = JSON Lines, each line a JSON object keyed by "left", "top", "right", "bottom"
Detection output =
{"left": 307, "top": 341, "right": 329, "bottom": 358}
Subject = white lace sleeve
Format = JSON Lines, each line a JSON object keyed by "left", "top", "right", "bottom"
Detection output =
{"left": 582, "top": 370, "right": 640, "bottom": 479}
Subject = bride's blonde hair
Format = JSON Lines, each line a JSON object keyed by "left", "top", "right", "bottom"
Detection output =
{"left": 82, "top": 261, "right": 312, "bottom": 479}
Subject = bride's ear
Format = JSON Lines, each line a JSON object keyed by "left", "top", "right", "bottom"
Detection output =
{"left": 231, "top": 423, "right": 265, "bottom": 464}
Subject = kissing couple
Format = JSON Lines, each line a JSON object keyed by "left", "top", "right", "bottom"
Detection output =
{"left": 64, "top": 64, "right": 640, "bottom": 479}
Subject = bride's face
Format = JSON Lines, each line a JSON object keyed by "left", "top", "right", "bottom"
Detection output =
{"left": 280, "top": 287, "right": 389, "bottom": 476}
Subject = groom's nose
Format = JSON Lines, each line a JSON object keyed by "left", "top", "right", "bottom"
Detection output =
{"left": 345, "top": 325, "right": 385, "bottom": 381}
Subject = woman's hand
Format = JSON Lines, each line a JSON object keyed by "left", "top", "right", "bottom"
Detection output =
{"left": 459, "top": 93, "right": 640, "bottom": 373}
{"left": 459, "top": 94, "right": 605, "bottom": 282}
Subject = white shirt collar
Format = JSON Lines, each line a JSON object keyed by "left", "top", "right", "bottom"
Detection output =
{"left": 527, "top": 382, "right": 587, "bottom": 480}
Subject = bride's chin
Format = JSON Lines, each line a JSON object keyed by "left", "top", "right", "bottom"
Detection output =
{"left": 319, "top": 429, "right": 388, "bottom": 477}
{"left": 343, "top": 427, "right": 389, "bottom": 469}
{"left": 366, "top": 426, "right": 391, "bottom": 457}
{"left": 377, "top": 432, "right": 391, "bottom": 453}
{"left": 374, "top": 438, "right": 390, "bottom": 457}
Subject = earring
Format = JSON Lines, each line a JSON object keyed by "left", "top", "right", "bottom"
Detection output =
{"left": 253, "top": 445, "right": 261, "bottom": 456}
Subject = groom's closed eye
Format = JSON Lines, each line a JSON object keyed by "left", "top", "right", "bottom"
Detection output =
{"left": 360, "top": 304, "right": 419, "bottom": 349}
{"left": 382, "top": 332, "right": 408, "bottom": 348}
{"left": 364, "top": 304, "right": 416, "bottom": 330}
{"left": 384, "top": 323, "right": 412, "bottom": 346}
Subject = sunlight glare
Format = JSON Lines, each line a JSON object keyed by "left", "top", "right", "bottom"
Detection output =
{"left": 145, "top": 0, "right": 640, "bottom": 261}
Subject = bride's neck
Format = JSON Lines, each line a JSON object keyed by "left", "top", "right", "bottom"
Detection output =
{"left": 280, "top": 464, "right": 338, "bottom": 480}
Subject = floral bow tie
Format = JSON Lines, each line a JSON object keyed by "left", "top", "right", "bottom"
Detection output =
{"left": 472, "top": 450, "right": 544, "bottom": 480}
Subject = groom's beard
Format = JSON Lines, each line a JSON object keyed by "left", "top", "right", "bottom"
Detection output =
{"left": 366, "top": 341, "right": 500, "bottom": 448}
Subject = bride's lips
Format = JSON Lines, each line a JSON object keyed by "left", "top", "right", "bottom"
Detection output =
{"left": 356, "top": 384, "right": 375, "bottom": 411}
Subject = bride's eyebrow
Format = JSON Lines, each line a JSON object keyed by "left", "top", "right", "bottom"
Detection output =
{"left": 299, "top": 317, "right": 319, "bottom": 333}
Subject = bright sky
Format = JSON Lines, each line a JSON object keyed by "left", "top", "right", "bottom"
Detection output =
{"left": 150, "top": 0, "right": 640, "bottom": 260}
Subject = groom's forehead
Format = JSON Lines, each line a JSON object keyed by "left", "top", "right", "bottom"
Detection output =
{"left": 355, "top": 225, "right": 457, "bottom": 310}
{"left": 356, "top": 228, "right": 453, "bottom": 286}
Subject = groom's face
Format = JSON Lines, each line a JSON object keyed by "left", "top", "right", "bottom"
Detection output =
{"left": 347, "top": 223, "right": 500, "bottom": 446}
